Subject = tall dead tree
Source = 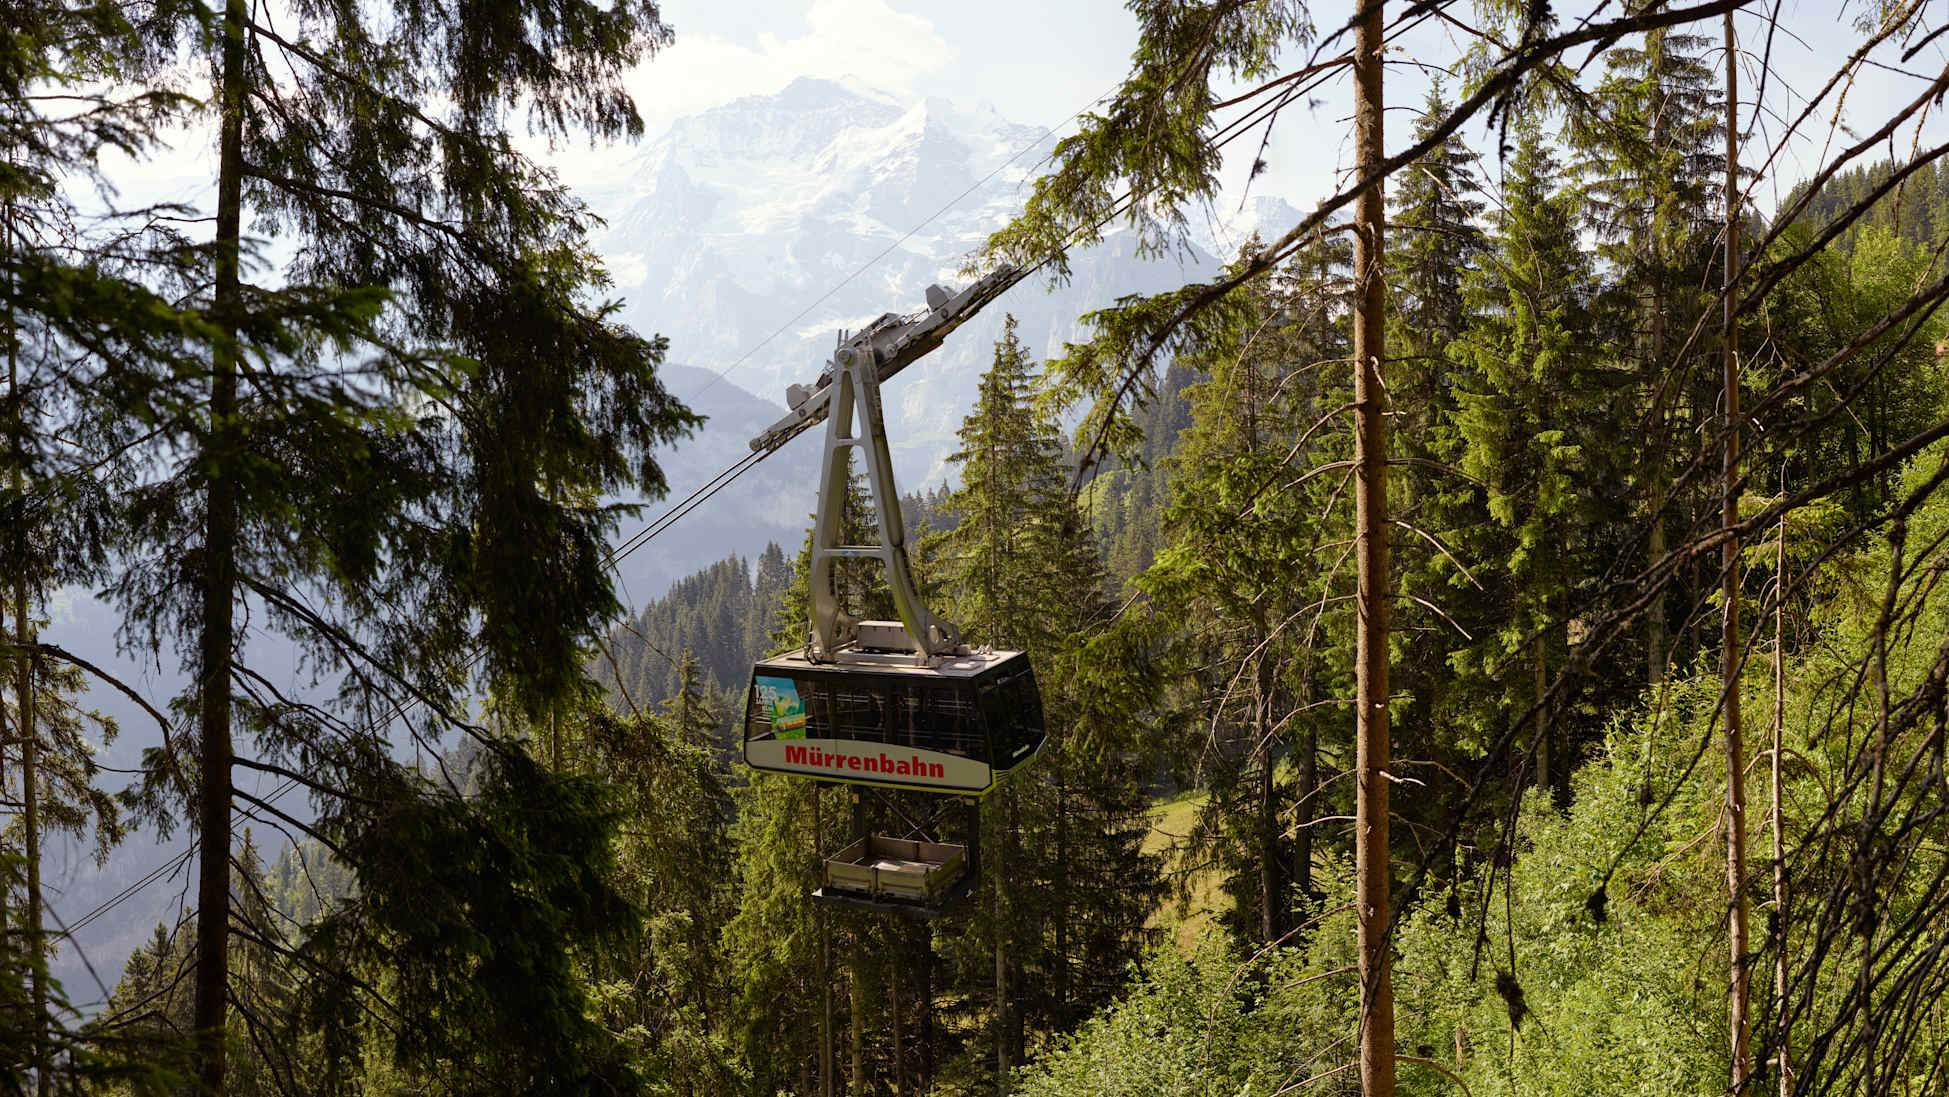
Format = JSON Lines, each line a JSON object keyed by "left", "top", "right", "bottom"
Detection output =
{"left": 1352, "top": 3, "right": 1395, "bottom": 1096}
{"left": 6, "top": 175, "right": 50, "bottom": 1097}
{"left": 191, "top": 0, "right": 248, "bottom": 1089}
{"left": 1720, "top": 12, "right": 1753, "bottom": 1089}
{"left": 1770, "top": 487, "right": 1790, "bottom": 1097}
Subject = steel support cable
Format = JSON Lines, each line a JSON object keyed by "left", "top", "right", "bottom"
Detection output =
{"left": 64, "top": 845, "right": 199, "bottom": 937}
{"left": 60, "top": 199, "right": 1129, "bottom": 954}
{"left": 604, "top": 446, "right": 768, "bottom": 564}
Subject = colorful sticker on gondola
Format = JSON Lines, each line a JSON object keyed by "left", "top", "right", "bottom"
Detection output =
{"left": 756, "top": 676, "right": 807, "bottom": 737}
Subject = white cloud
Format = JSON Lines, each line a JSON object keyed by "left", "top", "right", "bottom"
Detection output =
{"left": 535, "top": 0, "right": 952, "bottom": 184}
{"left": 635, "top": 0, "right": 947, "bottom": 128}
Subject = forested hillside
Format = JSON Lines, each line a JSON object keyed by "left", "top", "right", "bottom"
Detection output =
{"left": 1786, "top": 156, "right": 1949, "bottom": 260}
{"left": 598, "top": 547, "right": 792, "bottom": 721}
{"left": 12, "top": 3, "right": 1949, "bottom": 1097}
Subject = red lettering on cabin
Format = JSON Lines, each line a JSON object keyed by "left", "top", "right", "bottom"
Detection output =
{"left": 776, "top": 744, "right": 950, "bottom": 783}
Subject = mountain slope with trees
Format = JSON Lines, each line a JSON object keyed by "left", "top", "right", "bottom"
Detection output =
{"left": 15, "top": 2, "right": 1949, "bottom": 1096}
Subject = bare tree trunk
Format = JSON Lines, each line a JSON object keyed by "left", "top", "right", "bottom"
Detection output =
{"left": 6, "top": 181, "right": 49, "bottom": 1096}
{"left": 1053, "top": 770, "right": 1070, "bottom": 1026}
{"left": 1295, "top": 727, "right": 1317, "bottom": 906}
{"left": 814, "top": 788, "right": 835, "bottom": 1097}
{"left": 1647, "top": 475, "right": 1667, "bottom": 688}
{"left": 993, "top": 858, "right": 1010, "bottom": 1093}
{"left": 1010, "top": 785, "right": 1024, "bottom": 1063}
{"left": 194, "top": 2, "right": 248, "bottom": 1092}
{"left": 1721, "top": 16, "right": 1754, "bottom": 1088}
{"left": 992, "top": 784, "right": 1021, "bottom": 1094}
{"left": 849, "top": 795, "right": 866, "bottom": 1096}
{"left": 1647, "top": 134, "right": 1669, "bottom": 695}
{"left": 849, "top": 934, "right": 865, "bottom": 1097}
{"left": 18, "top": 611, "right": 45, "bottom": 1096}
{"left": 1533, "top": 639, "right": 1549, "bottom": 794}
{"left": 1771, "top": 488, "right": 1791, "bottom": 1097}
{"left": 12, "top": 377, "right": 47, "bottom": 1097}
{"left": 1258, "top": 659, "right": 1280, "bottom": 943}
{"left": 1352, "top": 5, "right": 1395, "bottom": 1096}
{"left": 890, "top": 946, "right": 904, "bottom": 1097}
{"left": 0, "top": 189, "right": 9, "bottom": 954}
{"left": 919, "top": 930, "right": 934, "bottom": 1092}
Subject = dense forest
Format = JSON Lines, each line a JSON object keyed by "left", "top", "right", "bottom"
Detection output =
{"left": 10, "top": 2, "right": 1949, "bottom": 1096}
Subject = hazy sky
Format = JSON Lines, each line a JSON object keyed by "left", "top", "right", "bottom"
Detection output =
{"left": 103, "top": 1, "right": 1949, "bottom": 259}
{"left": 536, "top": 0, "right": 1949, "bottom": 225}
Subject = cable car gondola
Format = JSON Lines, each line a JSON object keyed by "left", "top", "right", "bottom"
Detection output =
{"left": 739, "top": 269, "right": 1042, "bottom": 917}
{"left": 744, "top": 648, "right": 1044, "bottom": 796}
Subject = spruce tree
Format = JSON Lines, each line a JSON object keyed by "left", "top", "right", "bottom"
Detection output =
{"left": 1384, "top": 82, "right": 1496, "bottom": 869}
{"left": 1445, "top": 121, "right": 1624, "bottom": 792}
{"left": 1390, "top": 81, "right": 1486, "bottom": 371}
{"left": 1135, "top": 244, "right": 1351, "bottom": 942}
{"left": 578, "top": 670, "right": 741, "bottom": 1096}
{"left": 4, "top": 5, "right": 201, "bottom": 1082}
{"left": 723, "top": 771, "right": 837, "bottom": 1096}
{"left": 46, "top": 0, "right": 702, "bottom": 1090}
{"left": 928, "top": 316, "right": 1162, "bottom": 1083}
{"left": 1576, "top": 19, "right": 1723, "bottom": 687}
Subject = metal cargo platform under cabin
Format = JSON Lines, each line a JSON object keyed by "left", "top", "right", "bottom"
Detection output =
{"left": 812, "top": 835, "right": 974, "bottom": 918}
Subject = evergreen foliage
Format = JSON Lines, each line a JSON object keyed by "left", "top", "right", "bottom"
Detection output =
{"left": 8, "top": 0, "right": 696, "bottom": 1087}
{"left": 1014, "top": 451, "right": 1949, "bottom": 1095}
{"left": 27, "top": 4, "right": 1949, "bottom": 1095}
{"left": 1443, "top": 121, "right": 1630, "bottom": 782}
{"left": 1784, "top": 156, "right": 1949, "bottom": 259}
{"left": 582, "top": 679, "right": 743, "bottom": 1097}
{"left": 928, "top": 317, "right": 1163, "bottom": 1081}
{"left": 597, "top": 547, "right": 791, "bottom": 736}
{"left": 1132, "top": 243, "right": 1353, "bottom": 943}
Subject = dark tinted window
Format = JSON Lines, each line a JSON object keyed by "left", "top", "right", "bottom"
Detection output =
{"left": 746, "top": 667, "right": 1024, "bottom": 764}
{"left": 809, "top": 677, "right": 888, "bottom": 741}
{"left": 886, "top": 682, "right": 982, "bottom": 759}
{"left": 978, "top": 663, "right": 1044, "bottom": 771}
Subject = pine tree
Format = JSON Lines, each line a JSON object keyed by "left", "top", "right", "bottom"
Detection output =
{"left": 928, "top": 316, "right": 1162, "bottom": 1086}
{"left": 1384, "top": 81, "right": 1499, "bottom": 871}
{"left": 0, "top": 653, "right": 124, "bottom": 1047}
{"left": 46, "top": 2, "right": 701, "bottom": 1091}
{"left": 579, "top": 669, "right": 742, "bottom": 1096}
{"left": 1132, "top": 243, "right": 1354, "bottom": 943}
{"left": 92, "top": 836, "right": 304, "bottom": 1097}
{"left": 927, "top": 315, "right": 1063, "bottom": 650}
{"left": 4, "top": 6, "right": 198, "bottom": 1083}
{"left": 1445, "top": 120, "right": 1626, "bottom": 793}
{"left": 1576, "top": 17, "right": 1723, "bottom": 688}
{"left": 749, "top": 543, "right": 792, "bottom": 668}
{"left": 1390, "top": 81, "right": 1486, "bottom": 373}
{"left": 724, "top": 772, "right": 837, "bottom": 1096}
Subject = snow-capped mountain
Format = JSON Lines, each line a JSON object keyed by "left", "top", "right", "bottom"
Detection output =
{"left": 588, "top": 76, "right": 1301, "bottom": 503}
